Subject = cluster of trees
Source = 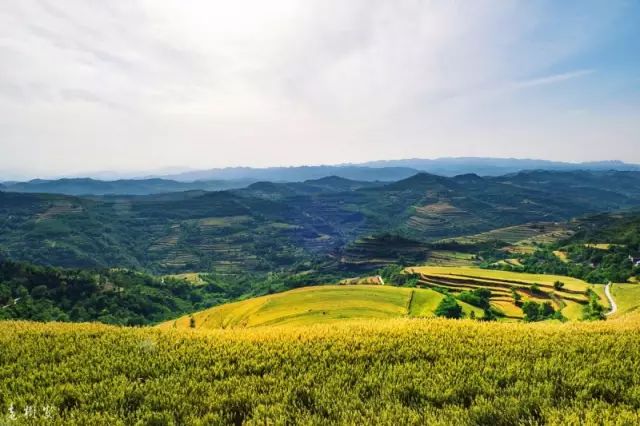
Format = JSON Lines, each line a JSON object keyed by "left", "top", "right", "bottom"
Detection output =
{"left": 434, "top": 296, "right": 463, "bottom": 319}
{"left": 0, "top": 259, "right": 225, "bottom": 325}
{"left": 434, "top": 289, "right": 499, "bottom": 321}
{"left": 458, "top": 288, "right": 491, "bottom": 310}
{"left": 376, "top": 264, "right": 420, "bottom": 287}
{"left": 487, "top": 247, "right": 639, "bottom": 284}
{"left": 582, "top": 289, "right": 607, "bottom": 321}
{"left": 521, "top": 301, "right": 561, "bottom": 322}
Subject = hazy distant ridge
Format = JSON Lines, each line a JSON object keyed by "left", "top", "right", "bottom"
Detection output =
{"left": 2, "top": 157, "right": 639, "bottom": 196}
{"left": 155, "top": 157, "right": 640, "bottom": 182}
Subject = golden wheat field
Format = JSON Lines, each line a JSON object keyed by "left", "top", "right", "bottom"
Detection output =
{"left": 2, "top": 316, "right": 640, "bottom": 425}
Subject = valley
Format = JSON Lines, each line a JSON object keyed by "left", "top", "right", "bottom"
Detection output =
{"left": 2, "top": 169, "right": 640, "bottom": 424}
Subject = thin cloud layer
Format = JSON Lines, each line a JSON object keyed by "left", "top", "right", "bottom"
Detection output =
{"left": 0, "top": 0, "right": 638, "bottom": 178}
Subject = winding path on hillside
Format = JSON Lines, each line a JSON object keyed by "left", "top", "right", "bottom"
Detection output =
{"left": 605, "top": 282, "right": 617, "bottom": 316}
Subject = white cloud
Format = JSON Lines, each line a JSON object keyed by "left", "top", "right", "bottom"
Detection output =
{"left": 512, "top": 70, "right": 595, "bottom": 90}
{"left": 0, "top": 0, "right": 638, "bottom": 178}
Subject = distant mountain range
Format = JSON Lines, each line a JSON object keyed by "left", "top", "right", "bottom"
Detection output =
{"left": 153, "top": 165, "right": 419, "bottom": 183}
{"left": 151, "top": 158, "right": 640, "bottom": 182}
{"left": 0, "top": 177, "right": 255, "bottom": 196}
{"left": 359, "top": 158, "right": 640, "bottom": 176}
{"left": 2, "top": 157, "right": 639, "bottom": 195}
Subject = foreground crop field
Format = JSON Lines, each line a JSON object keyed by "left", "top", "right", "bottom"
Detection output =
{"left": 3, "top": 319, "right": 640, "bottom": 425}
{"left": 161, "top": 285, "right": 482, "bottom": 329}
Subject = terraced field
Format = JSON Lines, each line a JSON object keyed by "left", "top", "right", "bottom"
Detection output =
{"left": 439, "top": 223, "right": 573, "bottom": 255}
{"left": 407, "top": 266, "right": 606, "bottom": 320}
{"left": 404, "top": 202, "right": 483, "bottom": 238}
{"left": 35, "top": 202, "right": 84, "bottom": 222}
{"left": 161, "top": 285, "right": 483, "bottom": 329}
{"left": 422, "top": 250, "right": 477, "bottom": 266}
{"left": 340, "top": 234, "right": 429, "bottom": 268}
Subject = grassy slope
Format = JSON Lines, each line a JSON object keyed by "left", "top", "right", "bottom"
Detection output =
{"left": 160, "top": 285, "right": 483, "bottom": 329}
{"left": 4, "top": 318, "right": 640, "bottom": 424}
{"left": 611, "top": 283, "right": 640, "bottom": 318}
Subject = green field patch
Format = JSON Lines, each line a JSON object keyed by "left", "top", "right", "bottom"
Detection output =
{"left": 164, "top": 272, "right": 206, "bottom": 285}
{"left": 584, "top": 243, "right": 620, "bottom": 250}
{"left": 196, "top": 215, "right": 252, "bottom": 227}
{"left": 611, "top": 284, "right": 640, "bottom": 318}
{"left": 553, "top": 250, "right": 569, "bottom": 262}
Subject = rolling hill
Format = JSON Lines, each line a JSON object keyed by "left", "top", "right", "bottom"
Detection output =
{"left": 164, "top": 265, "right": 620, "bottom": 329}
{"left": 160, "top": 285, "right": 482, "bottom": 329}
{"left": 0, "top": 171, "right": 639, "bottom": 276}
{"left": 1, "top": 171, "right": 640, "bottom": 276}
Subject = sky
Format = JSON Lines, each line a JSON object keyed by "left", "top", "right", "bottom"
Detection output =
{"left": 0, "top": 0, "right": 639, "bottom": 179}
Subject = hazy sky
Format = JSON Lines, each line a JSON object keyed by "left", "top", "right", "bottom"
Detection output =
{"left": 1, "top": 1, "right": 639, "bottom": 179}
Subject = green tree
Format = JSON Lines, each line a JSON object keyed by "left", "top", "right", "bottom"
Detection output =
{"left": 30, "top": 285, "right": 49, "bottom": 299}
{"left": 539, "top": 302, "right": 555, "bottom": 318}
{"left": 511, "top": 288, "right": 522, "bottom": 307}
{"left": 582, "top": 290, "right": 606, "bottom": 321}
{"left": 435, "top": 296, "right": 463, "bottom": 319}
{"left": 530, "top": 283, "right": 544, "bottom": 295}
{"left": 0, "top": 284, "right": 11, "bottom": 305}
{"left": 522, "top": 301, "right": 540, "bottom": 322}
{"left": 481, "top": 308, "right": 497, "bottom": 322}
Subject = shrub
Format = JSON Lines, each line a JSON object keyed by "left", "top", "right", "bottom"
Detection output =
{"left": 522, "top": 301, "right": 540, "bottom": 322}
{"left": 458, "top": 288, "right": 491, "bottom": 310}
{"left": 435, "top": 295, "right": 463, "bottom": 319}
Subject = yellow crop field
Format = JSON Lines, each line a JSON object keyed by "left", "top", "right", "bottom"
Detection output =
{"left": 160, "top": 285, "right": 483, "bottom": 330}
{"left": 553, "top": 250, "right": 569, "bottom": 262}
{"left": 407, "top": 266, "right": 608, "bottom": 321}
{"left": 195, "top": 215, "right": 252, "bottom": 227}
{"left": 409, "top": 266, "right": 593, "bottom": 292}
{"left": 584, "top": 243, "right": 617, "bottom": 250}
{"left": 4, "top": 317, "right": 640, "bottom": 424}
{"left": 164, "top": 272, "right": 206, "bottom": 285}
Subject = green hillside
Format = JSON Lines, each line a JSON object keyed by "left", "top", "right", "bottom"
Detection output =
{"left": 477, "top": 211, "right": 640, "bottom": 284}
{"left": 3, "top": 171, "right": 640, "bottom": 275}
{"left": 0, "top": 259, "right": 223, "bottom": 325}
